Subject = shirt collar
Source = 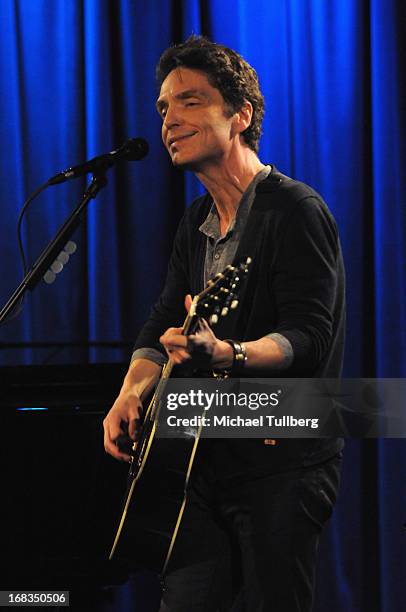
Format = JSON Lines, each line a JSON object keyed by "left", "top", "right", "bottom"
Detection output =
{"left": 199, "top": 165, "right": 272, "bottom": 240}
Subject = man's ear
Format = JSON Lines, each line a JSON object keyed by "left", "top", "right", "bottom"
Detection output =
{"left": 233, "top": 99, "right": 253, "bottom": 136}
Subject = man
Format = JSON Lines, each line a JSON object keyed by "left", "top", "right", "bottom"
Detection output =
{"left": 104, "top": 36, "right": 345, "bottom": 611}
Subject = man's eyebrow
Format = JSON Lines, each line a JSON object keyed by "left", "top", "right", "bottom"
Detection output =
{"left": 156, "top": 89, "right": 209, "bottom": 111}
{"left": 176, "top": 88, "right": 209, "bottom": 100}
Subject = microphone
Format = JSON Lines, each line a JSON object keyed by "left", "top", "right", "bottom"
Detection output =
{"left": 47, "top": 137, "right": 149, "bottom": 185}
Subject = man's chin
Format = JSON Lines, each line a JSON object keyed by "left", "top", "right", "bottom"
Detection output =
{"left": 171, "top": 154, "right": 198, "bottom": 171}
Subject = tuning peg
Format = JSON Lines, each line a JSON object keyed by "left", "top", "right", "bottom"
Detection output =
{"left": 221, "top": 307, "right": 229, "bottom": 316}
{"left": 231, "top": 300, "right": 239, "bottom": 309}
{"left": 210, "top": 314, "right": 219, "bottom": 325}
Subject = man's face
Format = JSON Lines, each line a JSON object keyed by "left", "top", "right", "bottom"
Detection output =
{"left": 156, "top": 67, "right": 236, "bottom": 170}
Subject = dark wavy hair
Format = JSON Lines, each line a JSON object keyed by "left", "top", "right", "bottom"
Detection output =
{"left": 156, "top": 36, "right": 264, "bottom": 153}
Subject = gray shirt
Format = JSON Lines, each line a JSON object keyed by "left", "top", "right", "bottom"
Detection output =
{"left": 200, "top": 166, "right": 270, "bottom": 286}
{"left": 132, "top": 166, "right": 293, "bottom": 369}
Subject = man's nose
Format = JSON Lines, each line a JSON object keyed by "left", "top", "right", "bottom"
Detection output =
{"left": 163, "top": 104, "right": 181, "bottom": 129}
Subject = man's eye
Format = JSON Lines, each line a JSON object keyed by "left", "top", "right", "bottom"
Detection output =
{"left": 186, "top": 101, "right": 199, "bottom": 107}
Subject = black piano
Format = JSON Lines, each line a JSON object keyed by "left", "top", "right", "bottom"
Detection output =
{"left": 0, "top": 363, "right": 161, "bottom": 610}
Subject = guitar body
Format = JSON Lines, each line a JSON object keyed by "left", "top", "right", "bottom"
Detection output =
{"left": 111, "top": 437, "right": 196, "bottom": 571}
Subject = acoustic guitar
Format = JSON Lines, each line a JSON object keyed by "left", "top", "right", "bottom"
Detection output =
{"left": 109, "top": 257, "right": 251, "bottom": 573}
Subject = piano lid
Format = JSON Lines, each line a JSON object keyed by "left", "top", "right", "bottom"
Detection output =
{"left": 0, "top": 362, "right": 128, "bottom": 414}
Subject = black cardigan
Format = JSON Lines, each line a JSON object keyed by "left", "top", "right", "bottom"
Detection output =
{"left": 134, "top": 166, "right": 345, "bottom": 477}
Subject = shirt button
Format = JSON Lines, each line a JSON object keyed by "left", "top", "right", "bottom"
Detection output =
{"left": 214, "top": 253, "right": 220, "bottom": 260}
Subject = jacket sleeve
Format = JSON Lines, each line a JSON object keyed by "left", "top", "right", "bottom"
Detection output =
{"left": 133, "top": 213, "right": 191, "bottom": 360}
{"left": 271, "top": 196, "right": 340, "bottom": 373}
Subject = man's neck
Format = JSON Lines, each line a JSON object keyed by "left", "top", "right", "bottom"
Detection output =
{"left": 195, "top": 149, "right": 265, "bottom": 233}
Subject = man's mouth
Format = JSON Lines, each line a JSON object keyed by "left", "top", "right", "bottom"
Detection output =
{"left": 168, "top": 132, "right": 197, "bottom": 148}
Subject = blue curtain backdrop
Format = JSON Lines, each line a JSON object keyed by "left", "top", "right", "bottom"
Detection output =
{"left": 0, "top": 1, "right": 405, "bottom": 611}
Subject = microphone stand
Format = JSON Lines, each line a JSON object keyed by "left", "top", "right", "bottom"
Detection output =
{"left": 0, "top": 171, "right": 108, "bottom": 325}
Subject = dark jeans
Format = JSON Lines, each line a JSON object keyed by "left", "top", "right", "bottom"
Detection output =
{"left": 159, "top": 453, "right": 342, "bottom": 612}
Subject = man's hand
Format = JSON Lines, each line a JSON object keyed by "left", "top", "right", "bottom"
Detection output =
{"left": 103, "top": 389, "right": 143, "bottom": 462}
{"left": 159, "top": 294, "right": 233, "bottom": 370}
{"left": 103, "top": 358, "right": 161, "bottom": 462}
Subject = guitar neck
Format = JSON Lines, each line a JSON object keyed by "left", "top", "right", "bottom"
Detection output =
{"left": 148, "top": 308, "right": 195, "bottom": 418}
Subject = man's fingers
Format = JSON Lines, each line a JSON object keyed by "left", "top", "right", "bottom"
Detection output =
{"left": 128, "top": 417, "right": 142, "bottom": 441}
{"left": 104, "top": 418, "right": 124, "bottom": 442}
{"left": 197, "top": 317, "right": 212, "bottom": 332}
{"left": 169, "top": 348, "right": 192, "bottom": 364}
{"left": 184, "top": 294, "right": 193, "bottom": 312}
{"left": 160, "top": 331, "right": 187, "bottom": 345}
{"left": 160, "top": 331, "right": 188, "bottom": 353}
{"left": 104, "top": 426, "right": 132, "bottom": 462}
{"left": 103, "top": 401, "right": 142, "bottom": 461}
{"left": 160, "top": 326, "right": 184, "bottom": 338}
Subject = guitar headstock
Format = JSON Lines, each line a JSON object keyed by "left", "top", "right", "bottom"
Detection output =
{"left": 190, "top": 256, "right": 251, "bottom": 326}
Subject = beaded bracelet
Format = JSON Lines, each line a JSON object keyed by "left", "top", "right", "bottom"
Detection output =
{"left": 224, "top": 339, "right": 247, "bottom": 376}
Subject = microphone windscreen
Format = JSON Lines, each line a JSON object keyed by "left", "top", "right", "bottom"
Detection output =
{"left": 124, "top": 138, "right": 149, "bottom": 161}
